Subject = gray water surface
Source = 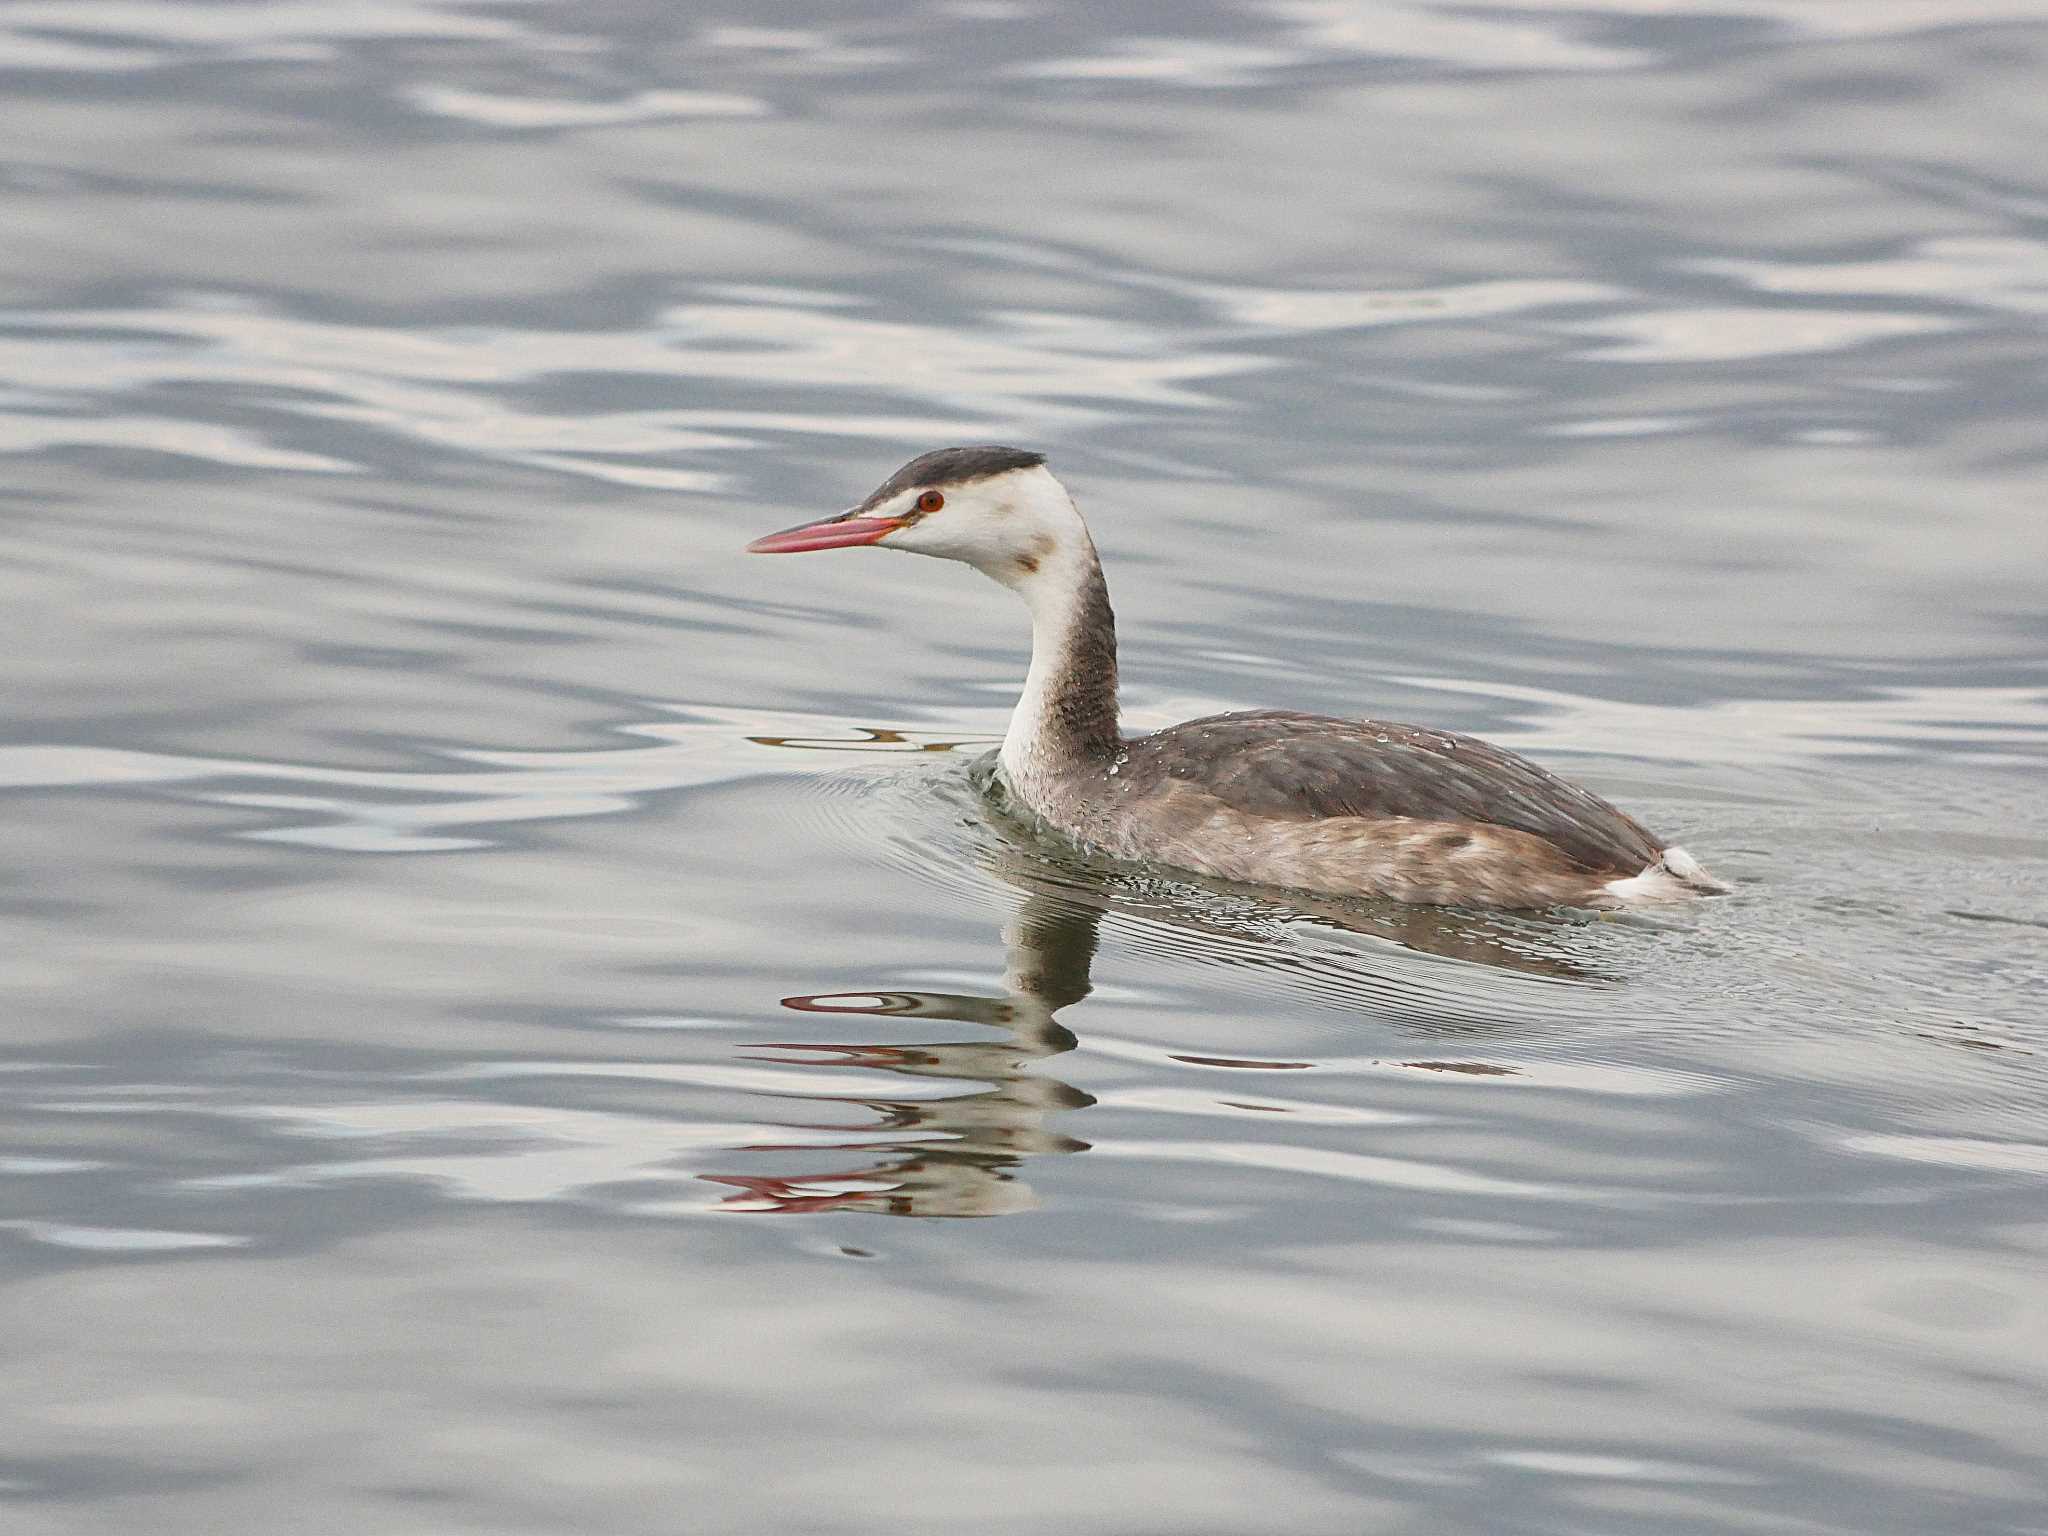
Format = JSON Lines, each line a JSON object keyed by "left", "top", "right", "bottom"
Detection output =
{"left": 3, "top": 3, "right": 2046, "bottom": 1532}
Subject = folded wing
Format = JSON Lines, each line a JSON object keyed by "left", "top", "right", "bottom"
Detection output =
{"left": 1119, "top": 710, "right": 1662, "bottom": 877}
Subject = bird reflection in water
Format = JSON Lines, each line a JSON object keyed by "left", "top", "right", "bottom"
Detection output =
{"left": 711, "top": 736, "right": 1615, "bottom": 1217}
{"left": 704, "top": 891, "right": 1099, "bottom": 1218}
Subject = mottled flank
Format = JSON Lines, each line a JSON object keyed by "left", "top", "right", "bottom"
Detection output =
{"left": 1120, "top": 711, "right": 1662, "bottom": 875}
{"left": 855, "top": 445, "right": 1048, "bottom": 512}
{"left": 1120, "top": 794, "right": 1619, "bottom": 909}
{"left": 1029, "top": 765, "right": 1657, "bottom": 909}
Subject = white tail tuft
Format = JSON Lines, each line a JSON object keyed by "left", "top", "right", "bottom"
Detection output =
{"left": 1601, "top": 845, "right": 1729, "bottom": 905}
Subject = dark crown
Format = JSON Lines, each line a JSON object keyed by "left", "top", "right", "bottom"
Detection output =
{"left": 856, "top": 445, "right": 1046, "bottom": 510}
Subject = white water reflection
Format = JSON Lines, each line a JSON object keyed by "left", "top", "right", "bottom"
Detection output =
{"left": 406, "top": 86, "right": 769, "bottom": 129}
{"left": 0, "top": 709, "right": 954, "bottom": 851}
{"left": 1564, "top": 307, "right": 1961, "bottom": 363}
{"left": 1479, "top": 0, "right": 2048, "bottom": 43}
{"left": 0, "top": 0, "right": 538, "bottom": 65}
{"left": 0, "top": 297, "right": 1268, "bottom": 482}
{"left": 0, "top": 413, "right": 353, "bottom": 471}
{"left": 1100, "top": 1138, "right": 1582, "bottom": 1199}
{"left": 1840, "top": 1135, "right": 2048, "bottom": 1177}
{"left": 1012, "top": 38, "right": 1305, "bottom": 87}
{"left": 1, "top": 1221, "right": 250, "bottom": 1252}
{"left": 218, "top": 1099, "right": 946, "bottom": 1206}
{"left": 1269, "top": 2, "right": 1648, "bottom": 71}
{"left": 1, "top": 681, "right": 2039, "bottom": 854}
{"left": 1381, "top": 680, "right": 2048, "bottom": 770}
{"left": 9, "top": 0, "right": 2046, "bottom": 85}
{"left": 1190, "top": 277, "right": 1625, "bottom": 333}
{"left": 1700, "top": 237, "right": 2048, "bottom": 315}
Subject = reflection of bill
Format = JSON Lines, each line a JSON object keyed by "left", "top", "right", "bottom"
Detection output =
{"left": 747, "top": 726, "right": 999, "bottom": 753}
{"left": 704, "top": 893, "right": 1100, "bottom": 1218}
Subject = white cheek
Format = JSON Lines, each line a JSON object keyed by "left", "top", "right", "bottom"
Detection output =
{"left": 903, "top": 506, "right": 1001, "bottom": 559}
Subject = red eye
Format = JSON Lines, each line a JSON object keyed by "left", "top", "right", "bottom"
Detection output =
{"left": 916, "top": 490, "right": 944, "bottom": 513}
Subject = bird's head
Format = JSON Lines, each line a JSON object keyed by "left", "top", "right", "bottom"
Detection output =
{"left": 746, "top": 446, "right": 1087, "bottom": 590}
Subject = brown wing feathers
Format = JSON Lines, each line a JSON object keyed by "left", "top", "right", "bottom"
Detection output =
{"left": 1120, "top": 710, "right": 1661, "bottom": 876}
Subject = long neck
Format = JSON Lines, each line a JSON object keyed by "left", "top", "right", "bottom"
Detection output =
{"left": 998, "top": 542, "right": 1120, "bottom": 803}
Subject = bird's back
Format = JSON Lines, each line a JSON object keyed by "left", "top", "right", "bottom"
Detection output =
{"left": 1114, "top": 709, "right": 1664, "bottom": 878}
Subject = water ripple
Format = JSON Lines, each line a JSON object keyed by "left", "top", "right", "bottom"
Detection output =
{"left": 5, "top": 4, "right": 2047, "bottom": 1527}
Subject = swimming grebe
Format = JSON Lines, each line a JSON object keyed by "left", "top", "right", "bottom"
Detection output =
{"left": 747, "top": 446, "right": 1726, "bottom": 910}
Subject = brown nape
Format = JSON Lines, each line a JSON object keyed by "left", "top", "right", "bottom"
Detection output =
{"left": 1046, "top": 560, "right": 1121, "bottom": 763}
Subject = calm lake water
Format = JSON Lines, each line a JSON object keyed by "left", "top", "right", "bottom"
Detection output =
{"left": 4, "top": 3, "right": 2046, "bottom": 1532}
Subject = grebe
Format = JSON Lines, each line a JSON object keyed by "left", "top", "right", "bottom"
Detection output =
{"left": 747, "top": 446, "right": 1726, "bottom": 910}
